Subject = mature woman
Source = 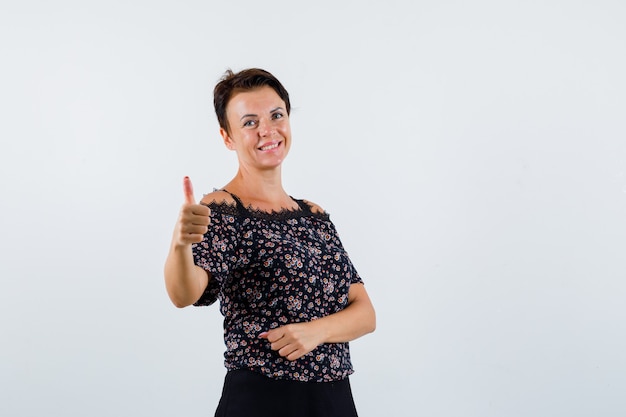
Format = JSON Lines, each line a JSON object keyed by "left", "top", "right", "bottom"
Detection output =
{"left": 164, "top": 68, "right": 375, "bottom": 417}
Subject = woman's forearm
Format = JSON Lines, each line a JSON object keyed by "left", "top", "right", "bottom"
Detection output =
{"left": 258, "top": 283, "right": 375, "bottom": 360}
{"left": 315, "top": 284, "right": 376, "bottom": 344}
{"left": 164, "top": 188, "right": 211, "bottom": 308}
{"left": 164, "top": 242, "right": 209, "bottom": 308}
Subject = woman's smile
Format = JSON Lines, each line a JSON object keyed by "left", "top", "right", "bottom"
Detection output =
{"left": 258, "top": 141, "right": 282, "bottom": 151}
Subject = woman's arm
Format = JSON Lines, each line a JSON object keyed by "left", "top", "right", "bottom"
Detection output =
{"left": 164, "top": 239, "right": 210, "bottom": 308}
{"left": 164, "top": 177, "right": 211, "bottom": 308}
{"left": 259, "top": 283, "right": 376, "bottom": 361}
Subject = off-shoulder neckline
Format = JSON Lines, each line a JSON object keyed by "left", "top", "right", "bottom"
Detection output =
{"left": 201, "top": 190, "right": 329, "bottom": 221}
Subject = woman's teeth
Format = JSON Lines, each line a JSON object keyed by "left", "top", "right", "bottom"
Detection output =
{"left": 260, "top": 143, "right": 279, "bottom": 151}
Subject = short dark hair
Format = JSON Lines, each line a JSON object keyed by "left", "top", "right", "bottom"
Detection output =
{"left": 213, "top": 68, "right": 291, "bottom": 134}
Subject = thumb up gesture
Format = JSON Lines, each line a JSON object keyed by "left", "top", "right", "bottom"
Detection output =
{"left": 173, "top": 176, "right": 211, "bottom": 246}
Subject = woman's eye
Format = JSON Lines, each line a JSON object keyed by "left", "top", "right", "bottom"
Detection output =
{"left": 271, "top": 112, "right": 284, "bottom": 120}
{"left": 243, "top": 120, "right": 257, "bottom": 127}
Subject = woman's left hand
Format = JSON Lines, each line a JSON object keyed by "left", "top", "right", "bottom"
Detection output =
{"left": 259, "top": 321, "right": 325, "bottom": 361}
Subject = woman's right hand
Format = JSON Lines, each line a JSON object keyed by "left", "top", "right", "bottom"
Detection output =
{"left": 164, "top": 176, "right": 212, "bottom": 308}
{"left": 172, "top": 176, "right": 211, "bottom": 247}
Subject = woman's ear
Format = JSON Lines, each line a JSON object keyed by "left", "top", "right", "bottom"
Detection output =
{"left": 220, "top": 128, "right": 235, "bottom": 150}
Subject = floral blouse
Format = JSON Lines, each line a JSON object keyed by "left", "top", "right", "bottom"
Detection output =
{"left": 192, "top": 192, "right": 363, "bottom": 382}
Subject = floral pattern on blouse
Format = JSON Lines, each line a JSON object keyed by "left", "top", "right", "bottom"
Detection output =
{"left": 192, "top": 194, "right": 363, "bottom": 382}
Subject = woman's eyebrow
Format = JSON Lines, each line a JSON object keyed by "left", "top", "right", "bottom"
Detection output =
{"left": 240, "top": 107, "right": 284, "bottom": 120}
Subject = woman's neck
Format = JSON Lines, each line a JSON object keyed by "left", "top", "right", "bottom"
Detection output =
{"left": 224, "top": 167, "right": 296, "bottom": 211}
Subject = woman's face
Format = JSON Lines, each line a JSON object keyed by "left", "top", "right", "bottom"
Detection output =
{"left": 221, "top": 86, "right": 291, "bottom": 172}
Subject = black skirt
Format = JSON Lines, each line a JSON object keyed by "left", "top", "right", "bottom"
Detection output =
{"left": 214, "top": 369, "right": 359, "bottom": 417}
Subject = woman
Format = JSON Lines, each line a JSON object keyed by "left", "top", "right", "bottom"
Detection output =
{"left": 164, "top": 68, "right": 375, "bottom": 417}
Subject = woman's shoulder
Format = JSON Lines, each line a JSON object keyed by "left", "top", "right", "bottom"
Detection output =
{"left": 299, "top": 199, "right": 327, "bottom": 215}
{"left": 201, "top": 190, "right": 237, "bottom": 207}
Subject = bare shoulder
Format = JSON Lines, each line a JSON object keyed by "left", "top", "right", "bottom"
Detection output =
{"left": 301, "top": 199, "right": 326, "bottom": 214}
{"left": 200, "top": 190, "right": 236, "bottom": 205}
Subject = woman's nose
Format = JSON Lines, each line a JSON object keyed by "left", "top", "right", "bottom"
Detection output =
{"left": 258, "top": 118, "right": 275, "bottom": 136}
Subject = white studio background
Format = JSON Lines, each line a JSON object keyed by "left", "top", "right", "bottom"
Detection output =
{"left": 1, "top": 1, "right": 625, "bottom": 416}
